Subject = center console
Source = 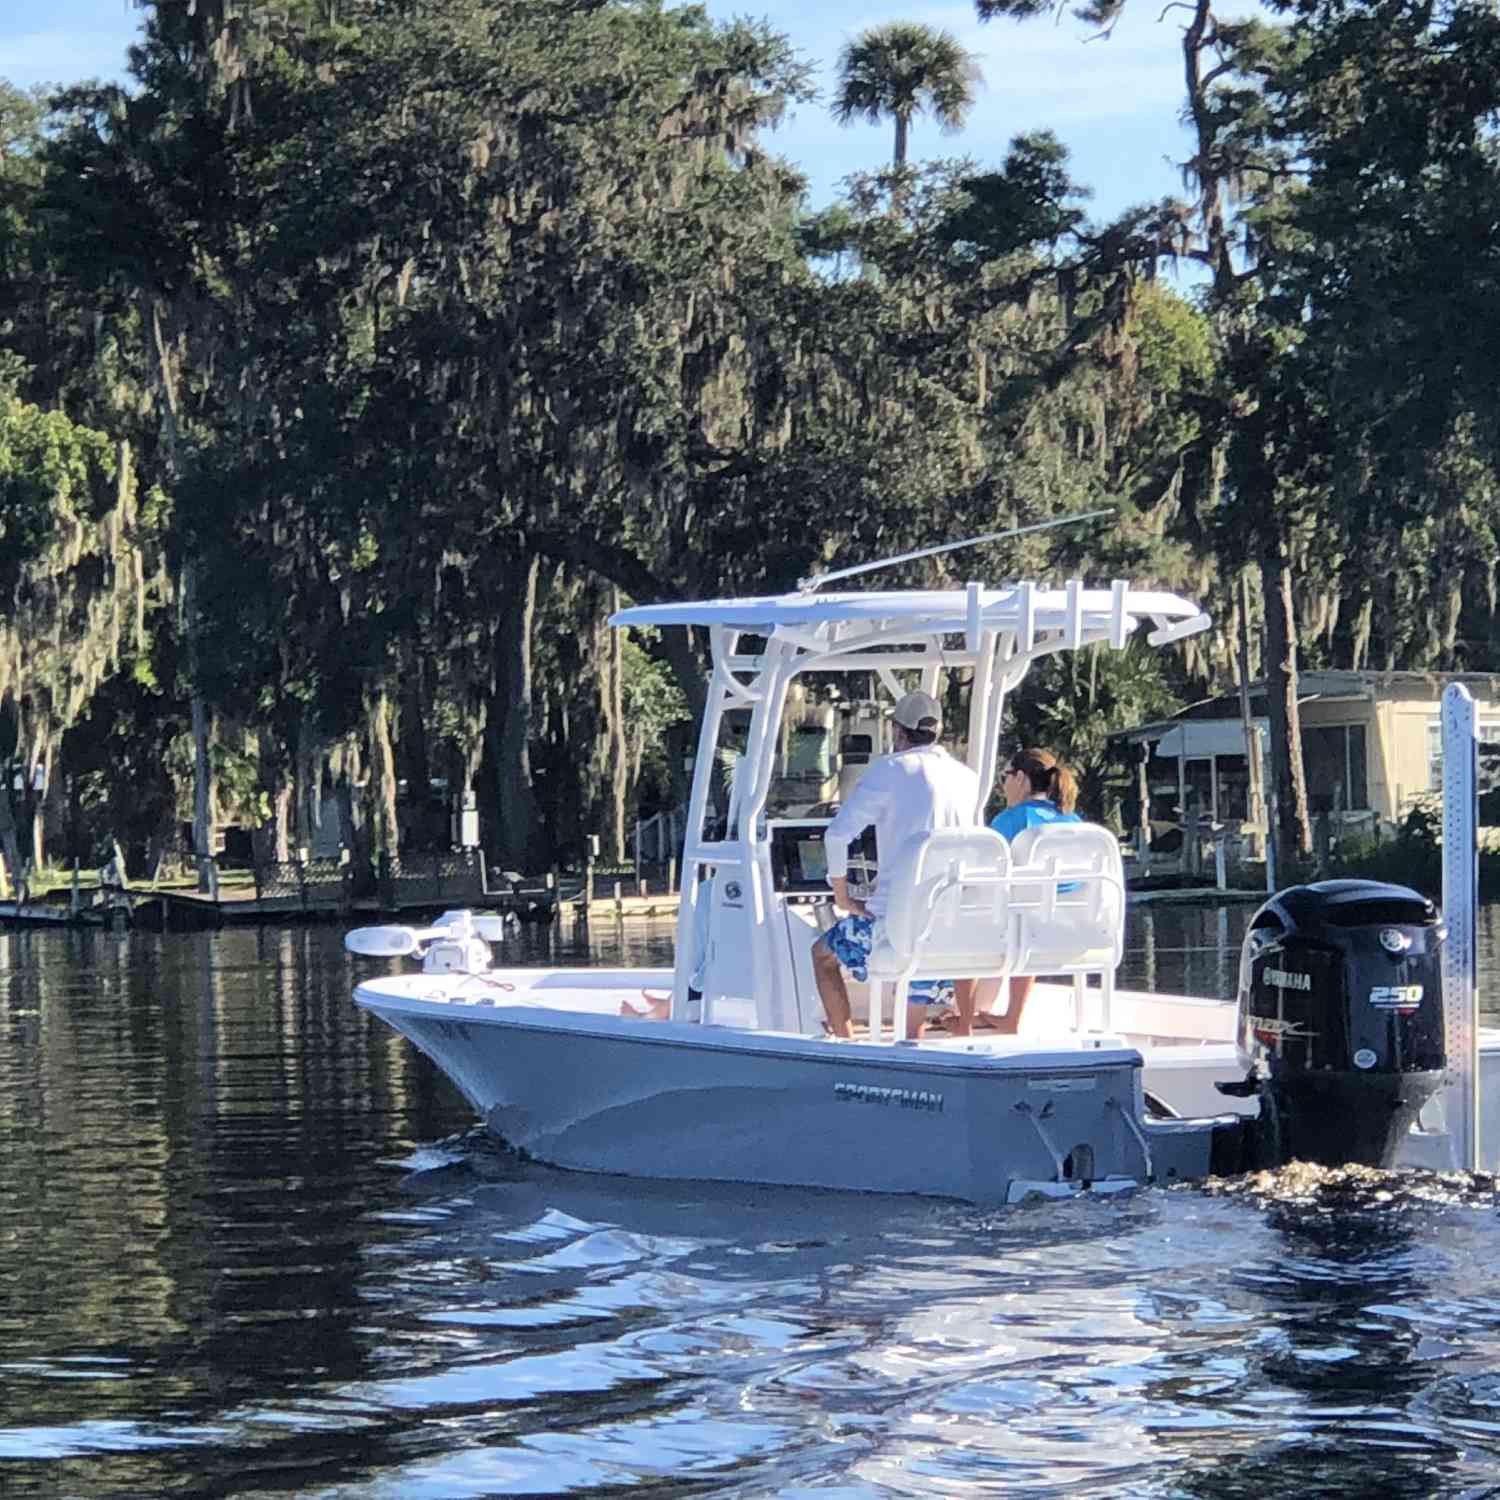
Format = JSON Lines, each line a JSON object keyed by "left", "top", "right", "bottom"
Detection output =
{"left": 702, "top": 820, "right": 878, "bottom": 1033}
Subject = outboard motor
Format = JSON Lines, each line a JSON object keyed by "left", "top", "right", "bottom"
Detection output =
{"left": 1217, "top": 879, "right": 1446, "bottom": 1170}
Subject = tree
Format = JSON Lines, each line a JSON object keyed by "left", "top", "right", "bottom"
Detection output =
{"left": 832, "top": 22, "right": 983, "bottom": 168}
{"left": 0, "top": 378, "right": 149, "bottom": 891}
{"left": 1245, "top": 0, "right": 1500, "bottom": 683}
{"left": 99, "top": 0, "right": 840, "bottom": 867}
{"left": 39, "top": 5, "right": 252, "bottom": 890}
{"left": 1, "top": 0, "right": 1278, "bottom": 880}
{"left": 1007, "top": 643, "right": 1184, "bottom": 821}
{"left": 972, "top": 0, "right": 1322, "bottom": 868}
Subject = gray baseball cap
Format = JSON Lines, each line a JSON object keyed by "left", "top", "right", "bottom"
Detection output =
{"left": 892, "top": 690, "right": 942, "bottom": 731}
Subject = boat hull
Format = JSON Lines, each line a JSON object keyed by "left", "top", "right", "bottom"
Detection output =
{"left": 355, "top": 977, "right": 1214, "bottom": 1202}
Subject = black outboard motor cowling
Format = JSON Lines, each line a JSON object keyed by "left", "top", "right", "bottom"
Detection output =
{"left": 1225, "top": 879, "right": 1445, "bottom": 1169}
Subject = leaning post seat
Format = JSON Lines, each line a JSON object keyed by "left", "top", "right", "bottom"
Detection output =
{"left": 864, "top": 828, "right": 1015, "bottom": 1042}
{"left": 1006, "top": 823, "right": 1127, "bottom": 1032}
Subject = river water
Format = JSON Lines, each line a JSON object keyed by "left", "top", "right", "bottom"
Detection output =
{"left": 3, "top": 906, "right": 1500, "bottom": 1498}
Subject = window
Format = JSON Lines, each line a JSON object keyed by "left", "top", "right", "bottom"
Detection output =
{"left": 1427, "top": 715, "right": 1500, "bottom": 821}
{"left": 1145, "top": 755, "right": 1180, "bottom": 823}
{"left": 1184, "top": 757, "right": 1214, "bottom": 817}
{"left": 1301, "top": 724, "right": 1368, "bottom": 813}
{"left": 1214, "top": 754, "right": 1251, "bottom": 821}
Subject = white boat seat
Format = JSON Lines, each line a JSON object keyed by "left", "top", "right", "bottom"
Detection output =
{"left": 865, "top": 827, "right": 1014, "bottom": 1042}
{"left": 1007, "top": 823, "right": 1126, "bottom": 978}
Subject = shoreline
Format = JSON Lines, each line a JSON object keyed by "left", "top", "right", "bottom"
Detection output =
{"left": 0, "top": 879, "right": 1268, "bottom": 931}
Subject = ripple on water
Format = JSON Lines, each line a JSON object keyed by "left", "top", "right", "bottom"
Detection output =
{"left": 12, "top": 925, "right": 1500, "bottom": 1498}
{"left": 298, "top": 1412, "right": 800, "bottom": 1499}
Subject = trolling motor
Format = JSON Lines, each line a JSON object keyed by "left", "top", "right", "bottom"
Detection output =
{"left": 1215, "top": 880, "right": 1447, "bottom": 1170}
{"left": 344, "top": 909, "right": 511, "bottom": 975}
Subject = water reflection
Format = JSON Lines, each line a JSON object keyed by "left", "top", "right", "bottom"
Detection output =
{"left": 1144, "top": 1175, "right": 1483, "bottom": 1500}
{"left": 1120, "top": 901, "right": 1253, "bottom": 1003}
{"left": 1, "top": 907, "right": 1500, "bottom": 1497}
{"left": 1123, "top": 897, "right": 1500, "bottom": 1021}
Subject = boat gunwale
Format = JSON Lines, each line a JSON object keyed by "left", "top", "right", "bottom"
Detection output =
{"left": 353, "top": 980, "right": 1145, "bottom": 1074}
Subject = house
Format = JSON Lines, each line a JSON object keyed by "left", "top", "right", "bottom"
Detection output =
{"left": 1111, "top": 669, "right": 1500, "bottom": 837}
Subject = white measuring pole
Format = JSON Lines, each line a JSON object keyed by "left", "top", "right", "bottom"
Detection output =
{"left": 1440, "top": 683, "right": 1480, "bottom": 1172}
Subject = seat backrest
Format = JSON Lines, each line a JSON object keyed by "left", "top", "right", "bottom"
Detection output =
{"left": 1008, "top": 822, "right": 1126, "bottom": 962}
{"left": 879, "top": 827, "right": 1012, "bottom": 970}
{"left": 1009, "top": 821, "right": 1124, "bottom": 896}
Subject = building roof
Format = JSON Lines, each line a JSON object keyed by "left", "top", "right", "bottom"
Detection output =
{"left": 1111, "top": 669, "right": 1500, "bottom": 751}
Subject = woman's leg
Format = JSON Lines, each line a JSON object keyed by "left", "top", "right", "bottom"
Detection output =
{"left": 947, "top": 976, "right": 1005, "bottom": 1034}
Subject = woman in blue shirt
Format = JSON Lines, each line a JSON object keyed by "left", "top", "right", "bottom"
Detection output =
{"left": 976, "top": 748, "right": 1082, "bottom": 1033}
{"left": 991, "top": 747, "right": 1081, "bottom": 843}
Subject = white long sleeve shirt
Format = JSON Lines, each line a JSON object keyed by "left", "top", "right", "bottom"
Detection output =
{"left": 822, "top": 745, "right": 982, "bottom": 917}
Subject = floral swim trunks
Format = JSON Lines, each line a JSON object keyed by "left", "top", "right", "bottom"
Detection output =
{"left": 816, "top": 914, "right": 955, "bottom": 1007}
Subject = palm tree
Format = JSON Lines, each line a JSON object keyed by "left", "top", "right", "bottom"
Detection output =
{"left": 832, "top": 22, "right": 984, "bottom": 168}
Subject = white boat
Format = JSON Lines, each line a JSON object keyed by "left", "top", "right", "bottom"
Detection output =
{"left": 347, "top": 577, "right": 1491, "bottom": 1202}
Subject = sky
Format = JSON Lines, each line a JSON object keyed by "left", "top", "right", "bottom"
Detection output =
{"left": 0, "top": 0, "right": 1205, "bottom": 230}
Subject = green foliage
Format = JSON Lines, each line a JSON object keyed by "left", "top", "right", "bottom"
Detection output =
{"left": 936, "top": 132, "right": 1089, "bottom": 260}
{"left": 620, "top": 629, "right": 691, "bottom": 816}
{"left": 621, "top": 633, "right": 690, "bottom": 740}
{"left": 1239, "top": 0, "right": 1500, "bottom": 671}
{"left": 0, "top": 332, "right": 164, "bottom": 873}
{"left": 1323, "top": 804, "right": 1441, "bottom": 895}
{"left": 1005, "top": 643, "right": 1185, "bottom": 822}
{"left": 1133, "top": 283, "right": 1214, "bottom": 394}
{"left": 794, "top": 203, "right": 865, "bottom": 278}
{"left": 12, "top": 0, "right": 1500, "bottom": 867}
{"left": 1324, "top": 801, "right": 1500, "bottom": 899}
{"left": 0, "top": 393, "right": 116, "bottom": 578}
{"left": 57, "top": 627, "right": 186, "bottom": 867}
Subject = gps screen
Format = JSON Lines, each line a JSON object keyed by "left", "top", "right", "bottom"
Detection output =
{"left": 797, "top": 838, "right": 828, "bottom": 883}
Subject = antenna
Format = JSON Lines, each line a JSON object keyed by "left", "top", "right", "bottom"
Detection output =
{"left": 795, "top": 507, "right": 1116, "bottom": 593}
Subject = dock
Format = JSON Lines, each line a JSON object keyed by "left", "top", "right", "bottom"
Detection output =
{"left": 2, "top": 849, "right": 575, "bottom": 933}
{"left": 1, "top": 859, "right": 1263, "bottom": 934}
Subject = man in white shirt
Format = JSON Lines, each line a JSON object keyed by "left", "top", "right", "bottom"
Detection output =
{"left": 814, "top": 690, "right": 982, "bottom": 1039}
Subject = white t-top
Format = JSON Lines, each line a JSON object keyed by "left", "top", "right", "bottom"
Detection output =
{"left": 822, "top": 745, "right": 982, "bottom": 916}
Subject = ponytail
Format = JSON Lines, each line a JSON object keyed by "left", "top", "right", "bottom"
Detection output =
{"left": 1051, "top": 760, "right": 1079, "bottom": 815}
{"left": 1010, "top": 747, "right": 1079, "bottom": 814}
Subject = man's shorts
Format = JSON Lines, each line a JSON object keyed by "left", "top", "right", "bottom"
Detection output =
{"left": 816, "top": 914, "right": 955, "bottom": 1007}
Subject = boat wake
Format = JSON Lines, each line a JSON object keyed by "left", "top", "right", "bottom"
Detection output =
{"left": 394, "top": 1127, "right": 526, "bottom": 1188}
{"left": 1199, "top": 1159, "right": 1500, "bottom": 1213}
